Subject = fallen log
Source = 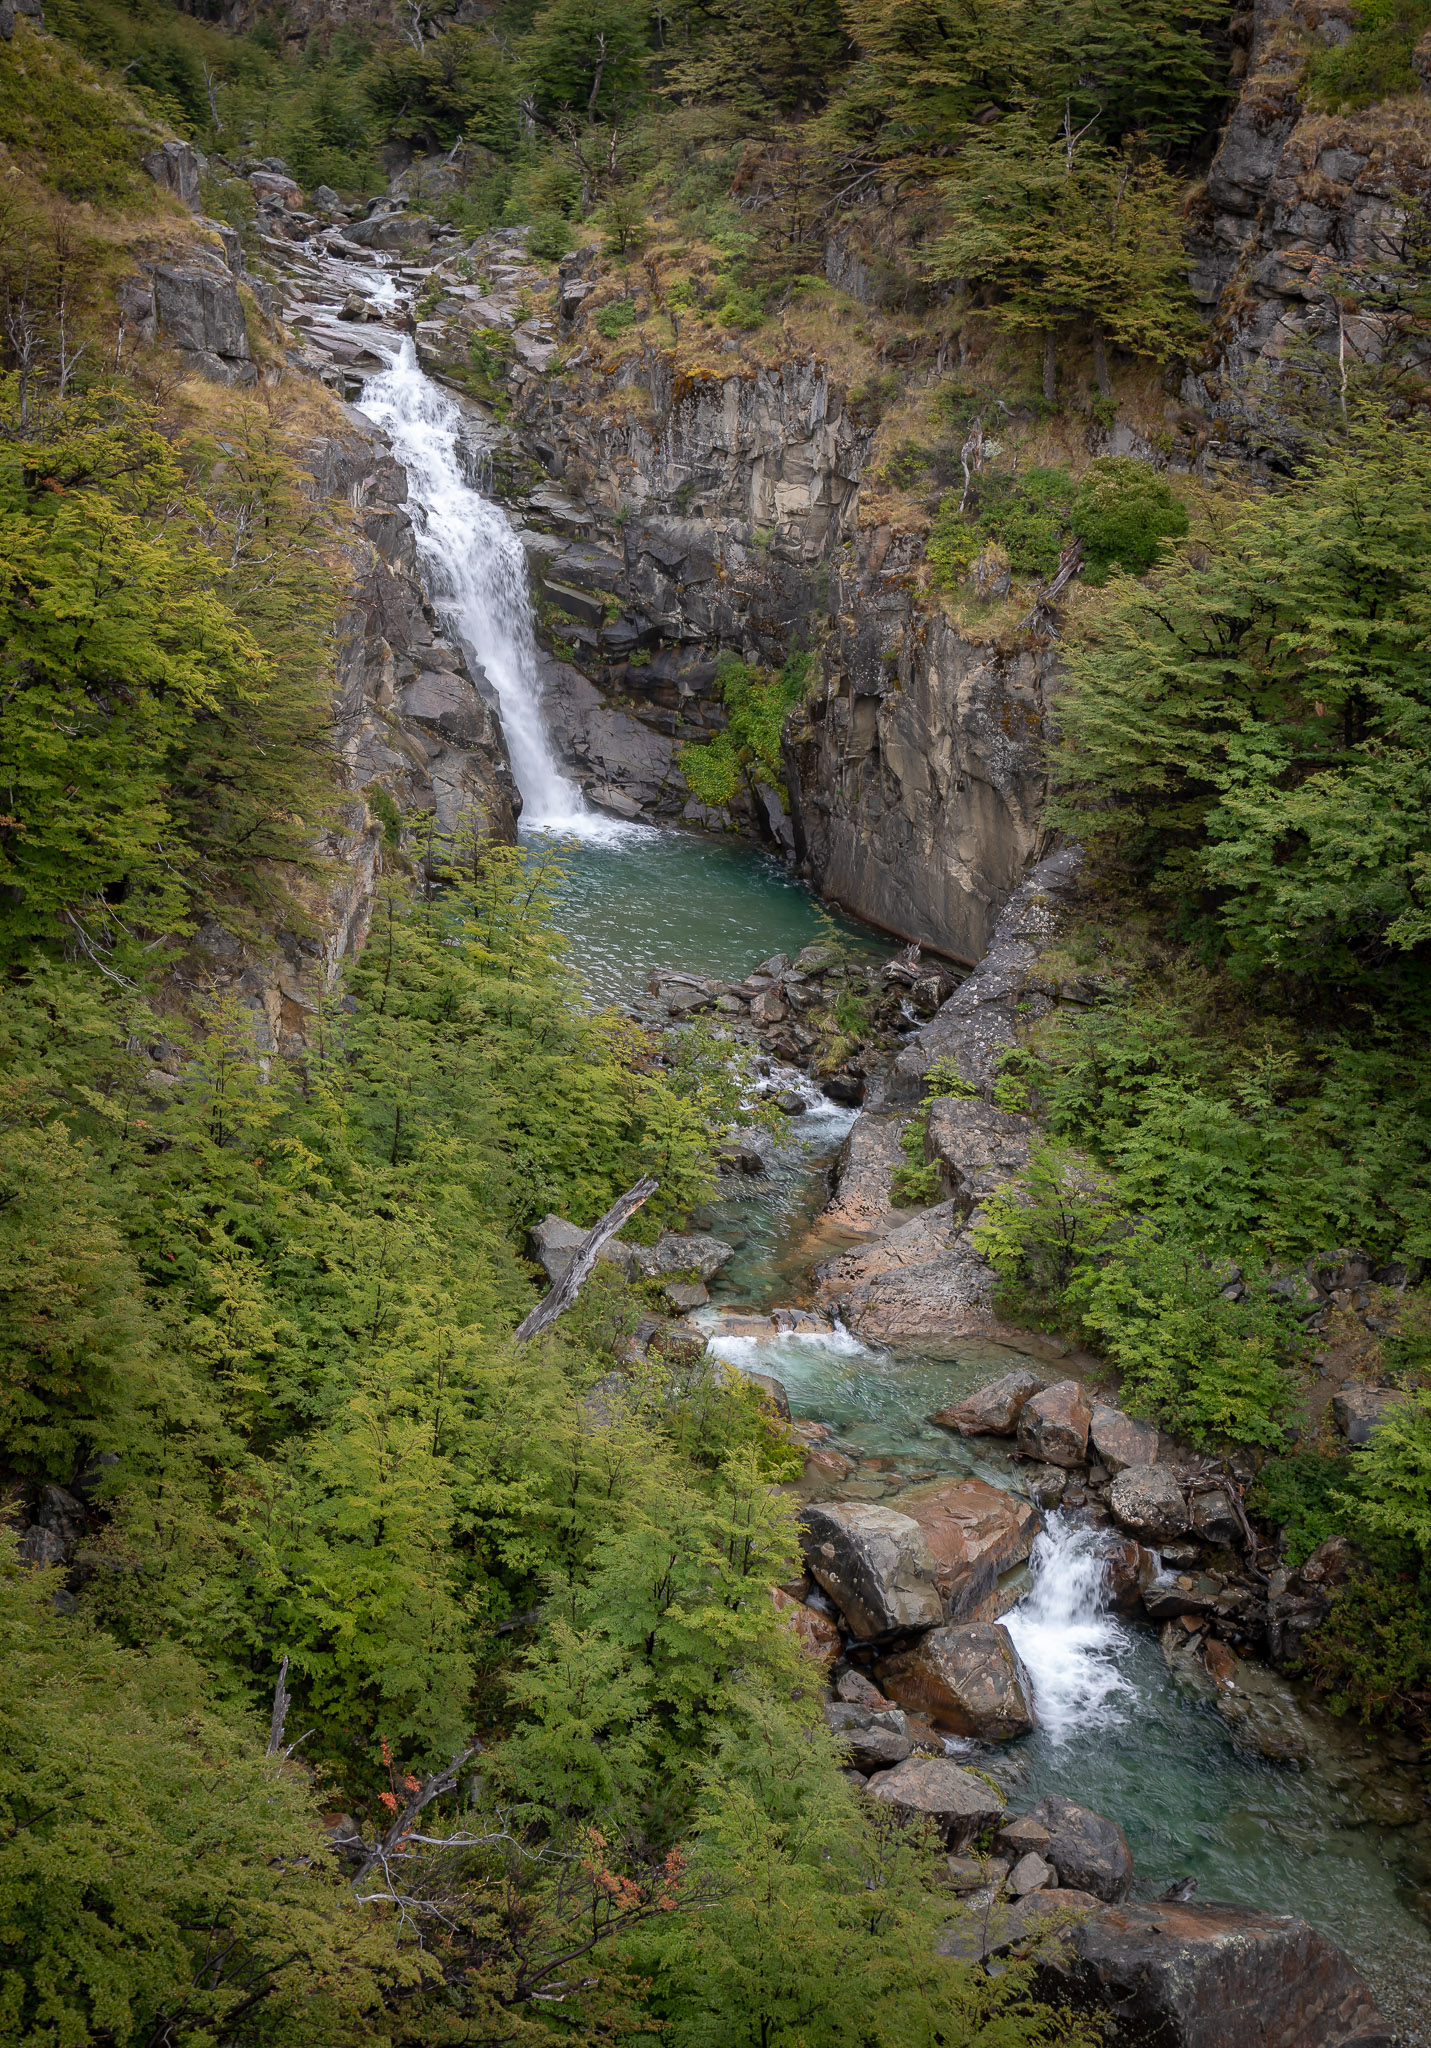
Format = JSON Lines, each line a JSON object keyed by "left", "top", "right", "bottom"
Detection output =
{"left": 513, "top": 1176, "right": 658, "bottom": 1343}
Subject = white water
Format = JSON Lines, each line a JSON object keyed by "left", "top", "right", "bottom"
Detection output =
{"left": 1004, "top": 1515, "right": 1138, "bottom": 1743}
{"left": 356, "top": 340, "right": 638, "bottom": 842}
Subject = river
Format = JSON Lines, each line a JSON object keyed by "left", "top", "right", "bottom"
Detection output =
{"left": 348, "top": 304, "right": 1431, "bottom": 2041}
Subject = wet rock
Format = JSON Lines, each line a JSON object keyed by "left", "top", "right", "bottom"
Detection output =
{"left": 994, "top": 1815, "right": 1051, "bottom": 1860}
{"left": 890, "top": 1475, "right": 1041, "bottom": 1622}
{"left": 824, "top": 1701, "right": 914, "bottom": 1771}
{"left": 820, "top": 1113, "right": 912, "bottom": 1233}
{"left": 1022, "top": 1463, "right": 1067, "bottom": 1508}
{"left": 821, "top": 1072, "right": 864, "bottom": 1105}
{"left": 1165, "top": 1628, "right": 1314, "bottom": 1764}
{"left": 631, "top": 1232, "right": 735, "bottom": 1282}
{"left": 1143, "top": 1574, "right": 1220, "bottom": 1621}
{"left": 878, "top": 1622, "right": 1037, "bottom": 1740}
{"left": 774, "top": 1090, "right": 806, "bottom": 1115}
{"left": 1007, "top": 1851, "right": 1055, "bottom": 1896}
{"left": 1016, "top": 1379, "right": 1091, "bottom": 1468}
{"left": 1088, "top": 1403, "right": 1160, "bottom": 1474}
{"left": 863, "top": 1756, "right": 1006, "bottom": 1851}
{"left": 1332, "top": 1386, "right": 1407, "bottom": 1446}
{"left": 930, "top": 1367, "right": 1045, "bottom": 1436}
{"left": 813, "top": 1203, "right": 998, "bottom": 1342}
{"left": 1024, "top": 1794, "right": 1133, "bottom": 1903}
{"left": 1190, "top": 1486, "right": 1243, "bottom": 1548}
{"left": 1108, "top": 1464, "right": 1190, "bottom": 1543}
{"left": 1101, "top": 1535, "right": 1157, "bottom": 1611}
{"left": 1035, "top": 1898, "right": 1390, "bottom": 2048}
{"left": 528, "top": 1213, "right": 633, "bottom": 1284}
{"left": 799, "top": 1500, "right": 943, "bottom": 1638}
{"left": 801, "top": 1443, "right": 854, "bottom": 1484}
{"left": 770, "top": 1586, "right": 841, "bottom": 1667}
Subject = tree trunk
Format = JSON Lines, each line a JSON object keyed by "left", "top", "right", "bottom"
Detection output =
{"left": 1042, "top": 330, "right": 1057, "bottom": 407}
{"left": 1092, "top": 329, "right": 1111, "bottom": 400}
{"left": 513, "top": 1177, "right": 658, "bottom": 1343}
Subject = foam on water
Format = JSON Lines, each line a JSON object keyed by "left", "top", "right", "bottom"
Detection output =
{"left": 1003, "top": 1517, "right": 1138, "bottom": 1742}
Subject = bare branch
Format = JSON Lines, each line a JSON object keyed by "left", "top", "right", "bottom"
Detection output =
{"left": 513, "top": 1177, "right": 658, "bottom": 1343}
{"left": 266, "top": 1654, "right": 291, "bottom": 1756}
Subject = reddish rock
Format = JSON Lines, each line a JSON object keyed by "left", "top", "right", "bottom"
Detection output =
{"left": 863, "top": 1755, "right": 1005, "bottom": 1850}
{"left": 835, "top": 1668, "right": 893, "bottom": 1710}
{"left": 802, "top": 1444, "right": 853, "bottom": 1482}
{"left": 770, "top": 1586, "right": 840, "bottom": 1666}
{"left": 930, "top": 1367, "right": 1045, "bottom": 1436}
{"left": 1036, "top": 1898, "right": 1391, "bottom": 2047}
{"left": 1089, "top": 1401, "right": 1161, "bottom": 1473}
{"left": 1101, "top": 1535, "right": 1158, "bottom": 1611}
{"left": 891, "top": 1475, "right": 1041, "bottom": 1621}
{"left": 1016, "top": 1379, "right": 1091, "bottom": 1468}
{"left": 878, "top": 1622, "right": 1037, "bottom": 1741}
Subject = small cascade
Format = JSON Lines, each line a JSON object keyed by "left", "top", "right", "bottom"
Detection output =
{"left": 355, "top": 339, "right": 635, "bottom": 841}
{"left": 1004, "top": 1516, "right": 1138, "bottom": 1743}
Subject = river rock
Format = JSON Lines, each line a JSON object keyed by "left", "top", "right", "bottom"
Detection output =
{"left": 1023, "top": 1463, "right": 1067, "bottom": 1508}
{"left": 1016, "top": 1379, "right": 1091, "bottom": 1468}
{"left": 994, "top": 1814, "right": 1051, "bottom": 1859}
{"left": 824, "top": 1701, "right": 914, "bottom": 1772}
{"left": 820, "top": 1114, "right": 912, "bottom": 1233}
{"left": 835, "top": 1668, "right": 893, "bottom": 1710}
{"left": 813, "top": 1203, "right": 999, "bottom": 1342}
{"left": 1108, "top": 1464, "right": 1189, "bottom": 1543}
{"left": 1101, "top": 1534, "right": 1157, "bottom": 1611}
{"left": 799, "top": 1501, "right": 943, "bottom": 1638}
{"left": 1088, "top": 1402, "right": 1161, "bottom": 1473}
{"left": 863, "top": 1755, "right": 1005, "bottom": 1850}
{"left": 930, "top": 1367, "right": 1045, "bottom": 1436}
{"left": 1331, "top": 1386, "right": 1407, "bottom": 1446}
{"left": 1189, "top": 1486, "right": 1242, "bottom": 1547}
{"left": 630, "top": 1232, "right": 735, "bottom": 1282}
{"left": 938, "top": 1886, "right": 1102, "bottom": 1962}
{"left": 1024, "top": 1794, "right": 1133, "bottom": 1902}
{"left": 1007, "top": 1851, "right": 1054, "bottom": 1896}
{"left": 890, "top": 1476, "right": 1041, "bottom": 1621}
{"left": 770, "top": 1586, "right": 841, "bottom": 1666}
{"left": 528, "top": 1213, "right": 634, "bottom": 1283}
{"left": 877, "top": 1622, "right": 1037, "bottom": 1740}
{"left": 1034, "top": 1898, "right": 1391, "bottom": 2047}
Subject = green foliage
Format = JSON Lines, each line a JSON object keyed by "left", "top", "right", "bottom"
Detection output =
{"left": 716, "top": 284, "right": 766, "bottom": 330}
{"left": 1343, "top": 1389, "right": 1431, "bottom": 1550}
{"left": 978, "top": 466, "right": 1076, "bottom": 579}
{"left": 0, "top": 1537, "right": 404, "bottom": 2046}
{"left": 890, "top": 1061, "right": 978, "bottom": 1206}
{"left": 526, "top": 210, "right": 576, "bottom": 259}
{"left": 681, "top": 651, "right": 812, "bottom": 808}
{"left": 519, "top": 0, "right": 650, "bottom": 123}
{"left": 1306, "top": 0, "right": 1431, "bottom": 109}
{"left": 1070, "top": 457, "right": 1189, "bottom": 582}
{"left": 601, "top": 185, "right": 650, "bottom": 255}
{"left": 362, "top": 29, "right": 520, "bottom": 155}
{"left": 0, "top": 17, "right": 152, "bottom": 210}
{"left": 1249, "top": 1450, "right": 1350, "bottom": 1566}
{"left": 1298, "top": 1566, "right": 1431, "bottom": 1722}
{"left": 596, "top": 296, "right": 639, "bottom": 338}
{"left": 1055, "top": 413, "right": 1431, "bottom": 989}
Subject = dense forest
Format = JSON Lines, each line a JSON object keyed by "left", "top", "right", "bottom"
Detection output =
{"left": 3, "top": 0, "right": 1431, "bottom": 2041}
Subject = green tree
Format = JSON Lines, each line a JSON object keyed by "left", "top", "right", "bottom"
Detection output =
{"left": 520, "top": 0, "right": 651, "bottom": 125}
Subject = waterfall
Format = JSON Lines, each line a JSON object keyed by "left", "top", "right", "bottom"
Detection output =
{"left": 356, "top": 339, "right": 635, "bottom": 842}
{"left": 1004, "top": 1515, "right": 1138, "bottom": 1743}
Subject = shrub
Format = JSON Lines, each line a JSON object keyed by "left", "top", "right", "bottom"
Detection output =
{"left": 526, "top": 210, "right": 575, "bottom": 260}
{"left": 976, "top": 466, "right": 1076, "bottom": 579}
{"left": 680, "top": 651, "right": 812, "bottom": 806}
{"left": 1307, "top": 0, "right": 1431, "bottom": 109}
{"left": 1249, "top": 1451, "right": 1350, "bottom": 1566}
{"left": 717, "top": 283, "right": 766, "bottom": 330}
{"left": 595, "top": 296, "right": 638, "bottom": 339}
{"left": 1071, "top": 457, "right": 1188, "bottom": 583}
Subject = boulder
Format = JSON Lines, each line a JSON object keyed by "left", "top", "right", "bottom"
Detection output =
{"left": 528, "top": 1213, "right": 633, "bottom": 1284}
{"left": 835, "top": 1668, "right": 893, "bottom": 1710}
{"left": 824, "top": 1702, "right": 914, "bottom": 1772}
{"left": 1007, "top": 1851, "right": 1055, "bottom": 1896}
{"left": 770, "top": 1587, "right": 841, "bottom": 1667}
{"left": 1189, "top": 1486, "right": 1242, "bottom": 1547}
{"left": 891, "top": 1476, "right": 1041, "bottom": 1621}
{"left": 863, "top": 1756, "right": 1005, "bottom": 1851}
{"left": 1088, "top": 1402, "right": 1161, "bottom": 1473}
{"left": 145, "top": 257, "right": 254, "bottom": 384}
{"left": 663, "top": 1279, "right": 708, "bottom": 1310}
{"left": 249, "top": 168, "right": 304, "bottom": 208}
{"left": 938, "top": 1887, "right": 1102, "bottom": 1962}
{"left": 1035, "top": 1898, "right": 1391, "bottom": 2048}
{"left": 740, "top": 1369, "right": 790, "bottom": 1419}
{"left": 994, "top": 1815, "right": 1051, "bottom": 1860}
{"left": 930, "top": 1367, "right": 1045, "bottom": 1436}
{"left": 143, "top": 140, "right": 202, "bottom": 211}
{"left": 1016, "top": 1379, "right": 1091, "bottom": 1468}
{"left": 1024, "top": 1794, "right": 1133, "bottom": 1903}
{"left": 1332, "top": 1386, "right": 1407, "bottom": 1446}
{"left": 877, "top": 1622, "right": 1037, "bottom": 1740}
{"left": 1108, "top": 1464, "right": 1190, "bottom": 1543}
{"left": 631, "top": 1232, "right": 735, "bottom": 1282}
{"left": 923, "top": 1097, "right": 1034, "bottom": 1209}
{"left": 1023, "top": 1463, "right": 1067, "bottom": 1508}
{"left": 799, "top": 1501, "right": 943, "bottom": 1638}
{"left": 16, "top": 1525, "right": 66, "bottom": 1569}
{"left": 1101, "top": 1535, "right": 1157, "bottom": 1611}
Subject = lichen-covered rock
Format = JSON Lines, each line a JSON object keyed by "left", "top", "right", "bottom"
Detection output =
{"left": 528, "top": 1214, "right": 634, "bottom": 1284}
{"left": 630, "top": 1232, "right": 735, "bottom": 1282}
{"left": 890, "top": 1476, "right": 1041, "bottom": 1621}
{"left": 799, "top": 1501, "right": 943, "bottom": 1638}
{"left": 923, "top": 1098, "right": 1035, "bottom": 1211}
{"left": 1025, "top": 1794, "right": 1133, "bottom": 1903}
{"left": 824, "top": 1701, "right": 913, "bottom": 1771}
{"left": 1108, "top": 1464, "right": 1190, "bottom": 1543}
{"left": 1035, "top": 1898, "right": 1390, "bottom": 2047}
{"left": 1016, "top": 1380, "right": 1092, "bottom": 1469}
{"left": 878, "top": 1622, "right": 1037, "bottom": 1740}
{"left": 931, "top": 1367, "right": 1045, "bottom": 1437}
{"left": 1332, "top": 1386, "right": 1407, "bottom": 1445}
{"left": 863, "top": 1756, "right": 1006, "bottom": 1851}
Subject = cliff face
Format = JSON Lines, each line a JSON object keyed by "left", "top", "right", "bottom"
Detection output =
{"left": 786, "top": 533, "right": 1055, "bottom": 964}
{"left": 1185, "top": 0, "right": 1431, "bottom": 460}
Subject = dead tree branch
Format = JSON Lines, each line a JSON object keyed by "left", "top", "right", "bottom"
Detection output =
{"left": 513, "top": 1177, "right": 657, "bottom": 1343}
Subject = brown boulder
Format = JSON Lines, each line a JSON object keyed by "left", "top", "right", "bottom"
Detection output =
{"left": 878, "top": 1622, "right": 1037, "bottom": 1741}
{"left": 769, "top": 1586, "right": 841, "bottom": 1666}
{"left": 799, "top": 1501, "right": 943, "bottom": 1638}
{"left": 863, "top": 1756, "right": 1005, "bottom": 1851}
{"left": 1016, "top": 1379, "right": 1091, "bottom": 1467}
{"left": 1088, "top": 1402, "right": 1161, "bottom": 1473}
{"left": 1108, "top": 1464, "right": 1190, "bottom": 1543}
{"left": 1025, "top": 1794, "right": 1133, "bottom": 1902}
{"left": 1101, "top": 1535, "right": 1157, "bottom": 1611}
{"left": 891, "top": 1475, "right": 1041, "bottom": 1621}
{"left": 1035, "top": 1898, "right": 1391, "bottom": 2047}
{"left": 930, "top": 1367, "right": 1045, "bottom": 1436}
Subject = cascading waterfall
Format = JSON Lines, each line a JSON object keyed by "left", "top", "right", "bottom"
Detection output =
{"left": 356, "top": 338, "right": 635, "bottom": 841}
{"left": 1003, "top": 1515, "right": 1138, "bottom": 1742}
